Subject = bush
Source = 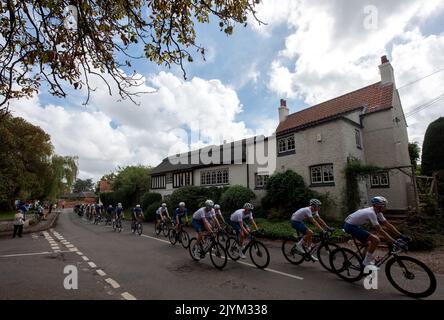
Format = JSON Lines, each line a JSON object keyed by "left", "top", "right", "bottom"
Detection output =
{"left": 167, "top": 186, "right": 211, "bottom": 214}
{"left": 261, "top": 170, "right": 315, "bottom": 220}
{"left": 144, "top": 203, "right": 161, "bottom": 222}
{"left": 220, "top": 185, "right": 256, "bottom": 214}
{"left": 140, "top": 192, "right": 162, "bottom": 211}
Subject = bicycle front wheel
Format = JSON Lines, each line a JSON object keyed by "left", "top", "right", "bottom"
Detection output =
{"left": 385, "top": 256, "right": 437, "bottom": 299}
{"left": 137, "top": 223, "right": 143, "bottom": 235}
{"left": 162, "top": 223, "right": 169, "bottom": 237}
{"left": 154, "top": 223, "right": 161, "bottom": 235}
{"left": 189, "top": 238, "right": 200, "bottom": 261}
{"left": 209, "top": 242, "right": 227, "bottom": 269}
{"left": 329, "top": 247, "right": 364, "bottom": 282}
{"left": 226, "top": 237, "right": 240, "bottom": 261}
{"left": 317, "top": 242, "right": 340, "bottom": 272}
{"left": 168, "top": 229, "right": 178, "bottom": 245}
{"left": 249, "top": 241, "right": 270, "bottom": 269}
{"left": 180, "top": 230, "right": 190, "bottom": 249}
{"left": 282, "top": 239, "right": 305, "bottom": 265}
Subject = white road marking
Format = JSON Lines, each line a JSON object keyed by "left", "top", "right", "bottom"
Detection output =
{"left": 76, "top": 251, "right": 83, "bottom": 256}
{"left": 121, "top": 292, "right": 137, "bottom": 300}
{"left": 88, "top": 262, "right": 97, "bottom": 268}
{"left": 0, "top": 251, "right": 71, "bottom": 258}
{"left": 65, "top": 244, "right": 74, "bottom": 248}
{"left": 81, "top": 256, "right": 89, "bottom": 261}
{"left": 96, "top": 269, "right": 106, "bottom": 276}
{"left": 141, "top": 234, "right": 170, "bottom": 244}
{"left": 105, "top": 278, "right": 120, "bottom": 289}
{"left": 69, "top": 248, "right": 78, "bottom": 252}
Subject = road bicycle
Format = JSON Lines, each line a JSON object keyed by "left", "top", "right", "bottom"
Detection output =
{"left": 132, "top": 220, "right": 143, "bottom": 236}
{"left": 168, "top": 223, "right": 190, "bottom": 248}
{"left": 112, "top": 217, "right": 123, "bottom": 232}
{"left": 189, "top": 232, "right": 228, "bottom": 269}
{"left": 281, "top": 229, "right": 339, "bottom": 272}
{"left": 214, "top": 222, "right": 235, "bottom": 244}
{"left": 93, "top": 213, "right": 103, "bottom": 225}
{"left": 329, "top": 236, "right": 437, "bottom": 298}
{"left": 155, "top": 216, "right": 171, "bottom": 237}
{"left": 226, "top": 230, "right": 270, "bottom": 269}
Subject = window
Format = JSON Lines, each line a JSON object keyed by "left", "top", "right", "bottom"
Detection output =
{"left": 201, "top": 168, "right": 229, "bottom": 186}
{"left": 310, "top": 164, "right": 335, "bottom": 186}
{"left": 355, "top": 129, "right": 362, "bottom": 149}
{"left": 167, "top": 173, "right": 173, "bottom": 184}
{"left": 371, "top": 172, "right": 390, "bottom": 188}
{"left": 151, "top": 175, "right": 166, "bottom": 189}
{"left": 173, "top": 172, "right": 192, "bottom": 188}
{"left": 255, "top": 174, "right": 269, "bottom": 188}
{"left": 278, "top": 135, "right": 296, "bottom": 154}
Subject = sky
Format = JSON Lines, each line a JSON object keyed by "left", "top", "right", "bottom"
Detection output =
{"left": 9, "top": 0, "right": 444, "bottom": 181}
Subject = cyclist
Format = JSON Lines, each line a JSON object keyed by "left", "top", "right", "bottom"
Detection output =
{"left": 106, "top": 205, "right": 114, "bottom": 223}
{"left": 155, "top": 203, "right": 170, "bottom": 232}
{"left": 131, "top": 204, "right": 144, "bottom": 233}
{"left": 174, "top": 202, "right": 188, "bottom": 233}
{"left": 291, "top": 199, "right": 333, "bottom": 260}
{"left": 343, "top": 196, "right": 408, "bottom": 266}
{"left": 191, "top": 200, "right": 217, "bottom": 258}
{"left": 115, "top": 203, "right": 124, "bottom": 220}
{"left": 214, "top": 204, "right": 226, "bottom": 224}
{"left": 229, "top": 203, "right": 258, "bottom": 259}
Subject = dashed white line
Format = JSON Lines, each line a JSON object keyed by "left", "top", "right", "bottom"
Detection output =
{"left": 121, "top": 292, "right": 137, "bottom": 300}
{"left": 69, "top": 248, "right": 78, "bottom": 252}
{"left": 65, "top": 244, "right": 74, "bottom": 248}
{"left": 88, "top": 262, "right": 97, "bottom": 268}
{"left": 76, "top": 251, "right": 84, "bottom": 256}
{"left": 105, "top": 278, "right": 120, "bottom": 289}
{"left": 81, "top": 256, "right": 89, "bottom": 261}
{"left": 96, "top": 269, "right": 106, "bottom": 277}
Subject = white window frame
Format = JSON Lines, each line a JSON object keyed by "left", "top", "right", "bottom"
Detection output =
{"left": 201, "top": 168, "right": 229, "bottom": 186}
{"left": 310, "top": 164, "right": 335, "bottom": 185}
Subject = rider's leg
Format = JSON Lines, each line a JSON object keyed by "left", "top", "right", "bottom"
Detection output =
{"left": 363, "top": 234, "right": 380, "bottom": 265}
{"left": 304, "top": 228, "right": 314, "bottom": 248}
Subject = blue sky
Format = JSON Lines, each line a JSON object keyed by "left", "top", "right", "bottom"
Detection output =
{"left": 10, "top": 0, "right": 444, "bottom": 180}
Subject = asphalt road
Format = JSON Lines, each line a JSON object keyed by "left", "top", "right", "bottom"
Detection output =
{"left": 0, "top": 208, "right": 443, "bottom": 300}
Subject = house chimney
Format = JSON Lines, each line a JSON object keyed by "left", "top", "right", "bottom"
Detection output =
{"left": 379, "top": 55, "right": 395, "bottom": 85}
{"left": 278, "top": 99, "right": 289, "bottom": 123}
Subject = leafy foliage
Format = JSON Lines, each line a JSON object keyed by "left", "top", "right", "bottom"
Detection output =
{"left": 261, "top": 170, "right": 315, "bottom": 220}
{"left": 422, "top": 117, "right": 444, "bottom": 176}
{"left": 167, "top": 185, "right": 211, "bottom": 214}
{"left": 0, "top": 0, "right": 262, "bottom": 110}
{"left": 220, "top": 185, "right": 256, "bottom": 215}
{"left": 111, "top": 165, "right": 151, "bottom": 207}
{"left": 140, "top": 192, "right": 162, "bottom": 211}
{"left": 408, "top": 142, "right": 421, "bottom": 170}
{"left": 72, "top": 178, "right": 94, "bottom": 193}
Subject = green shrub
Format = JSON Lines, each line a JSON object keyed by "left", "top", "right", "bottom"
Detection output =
{"left": 261, "top": 170, "right": 315, "bottom": 219}
{"left": 220, "top": 185, "right": 256, "bottom": 214}
{"left": 140, "top": 192, "right": 162, "bottom": 211}
{"left": 144, "top": 203, "right": 161, "bottom": 222}
{"left": 167, "top": 186, "right": 212, "bottom": 213}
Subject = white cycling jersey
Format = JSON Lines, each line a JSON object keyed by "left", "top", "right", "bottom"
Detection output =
{"left": 230, "top": 209, "right": 253, "bottom": 223}
{"left": 345, "top": 207, "right": 387, "bottom": 226}
{"left": 156, "top": 207, "right": 169, "bottom": 215}
{"left": 192, "top": 207, "right": 215, "bottom": 221}
{"left": 291, "top": 207, "right": 319, "bottom": 222}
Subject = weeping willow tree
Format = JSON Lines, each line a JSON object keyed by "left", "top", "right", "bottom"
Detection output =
{"left": 44, "top": 155, "right": 79, "bottom": 201}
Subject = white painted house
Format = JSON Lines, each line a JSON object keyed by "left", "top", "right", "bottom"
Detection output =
{"left": 151, "top": 56, "right": 413, "bottom": 218}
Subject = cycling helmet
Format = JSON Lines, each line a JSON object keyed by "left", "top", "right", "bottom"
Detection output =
{"left": 205, "top": 200, "right": 214, "bottom": 208}
{"left": 243, "top": 203, "right": 254, "bottom": 210}
{"left": 214, "top": 204, "right": 220, "bottom": 210}
{"left": 118, "top": 203, "right": 122, "bottom": 208}
{"left": 136, "top": 204, "right": 141, "bottom": 208}
{"left": 109, "top": 205, "right": 112, "bottom": 207}
{"left": 309, "top": 199, "right": 322, "bottom": 208}
{"left": 161, "top": 203, "right": 167, "bottom": 207}
{"left": 371, "top": 196, "right": 388, "bottom": 207}
{"left": 179, "top": 202, "right": 185, "bottom": 207}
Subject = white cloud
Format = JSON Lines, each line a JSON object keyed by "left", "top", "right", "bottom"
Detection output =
{"left": 9, "top": 72, "right": 255, "bottom": 180}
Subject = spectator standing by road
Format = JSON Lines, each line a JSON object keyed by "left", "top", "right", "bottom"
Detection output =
{"left": 13, "top": 210, "right": 25, "bottom": 238}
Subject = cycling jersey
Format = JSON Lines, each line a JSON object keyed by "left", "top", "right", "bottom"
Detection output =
{"left": 291, "top": 207, "right": 319, "bottom": 222}
{"left": 156, "top": 207, "right": 169, "bottom": 216}
{"left": 174, "top": 207, "right": 188, "bottom": 218}
{"left": 345, "top": 207, "right": 387, "bottom": 226}
{"left": 115, "top": 207, "right": 123, "bottom": 217}
{"left": 132, "top": 207, "right": 143, "bottom": 220}
{"left": 230, "top": 209, "right": 253, "bottom": 223}
{"left": 192, "top": 207, "right": 215, "bottom": 221}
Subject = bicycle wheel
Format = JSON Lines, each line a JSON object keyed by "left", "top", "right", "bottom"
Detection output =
{"left": 217, "top": 230, "right": 228, "bottom": 244}
{"left": 329, "top": 247, "right": 364, "bottom": 282}
{"left": 162, "top": 223, "right": 169, "bottom": 237}
{"left": 385, "top": 256, "right": 437, "bottom": 299}
{"left": 317, "top": 242, "right": 340, "bottom": 272}
{"left": 137, "top": 223, "right": 143, "bottom": 235}
{"left": 282, "top": 239, "right": 305, "bottom": 265}
{"left": 154, "top": 222, "right": 161, "bottom": 235}
{"left": 226, "top": 237, "right": 240, "bottom": 261}
{"left": 180, "top": 230, "right": 190, "bottom": 249}
{"left": 112, "top": 220, "right": 116, "bottom": 231}
{"left": 189, "top": 238, "right": 201, "bottom": 261}
{"left": 169, "top": 229, "right": 178, "bottom": 245}
{"left": 209, "top": 242, "right": 228, "bottom": 269}
{"left": 249, "top": 241, "right": 270, "bottom": 269}
{"left": 117, "top": 221, "right": 122, "bottom": 232}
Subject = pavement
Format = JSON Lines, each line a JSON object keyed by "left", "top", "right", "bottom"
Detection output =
{"left": 0, "top": 208, "right": 443, "bottom": 300}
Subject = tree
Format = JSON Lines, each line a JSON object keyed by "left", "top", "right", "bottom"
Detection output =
{"left": 44, "top": 155, "right": 79, "bottom": 200}
{"left": 112, "top": 165, "right": 151, "bottom": 206}
{"left": 422, "top": 117, "right": 444, "bottom": 176}
{"left": 0, "top": 1, "right": 262, "bottom": 112}
{"left": 408, "top": 142, "right": 420, "bottom": 170}
{"left": 72, "top": 178, "right": 94, "bottom": 193}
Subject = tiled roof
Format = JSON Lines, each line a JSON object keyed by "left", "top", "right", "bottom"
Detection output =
{"left": 276, "top": 82, "right": 394, "bottom": 135}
